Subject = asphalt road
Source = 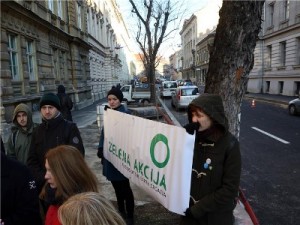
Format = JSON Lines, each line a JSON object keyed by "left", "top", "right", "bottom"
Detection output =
{"left": 163, "top": 97, "right": 300, "bottom": 225}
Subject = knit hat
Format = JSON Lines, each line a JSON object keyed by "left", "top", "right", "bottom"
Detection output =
{"left": 107, "top": 87, "right": 123, "bottom": 102}
{"left": 39, "top": 93, "right": 61, "bottom": 111}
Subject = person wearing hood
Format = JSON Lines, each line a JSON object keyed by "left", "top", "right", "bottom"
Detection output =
{"left": 180, "top": 93, "right": 241, "bottom": 225}
{"left": 27, "top": 92, "right": 84, "bottom": 192}
{"left": 6, "top": 103, "right": 38, "bottom": 165}
{"left": 56, "top": 85, "right": 73, "bottom": 121}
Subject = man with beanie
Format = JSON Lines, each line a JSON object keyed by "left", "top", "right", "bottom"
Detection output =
{"left": 181, "top": 93, "right": 241, "bottom": 225}
{"left": 6, "top": 103, "right": 38, "bottom": 165}
{"left": 27, "top": 92, "right": 84, "bottom": 192}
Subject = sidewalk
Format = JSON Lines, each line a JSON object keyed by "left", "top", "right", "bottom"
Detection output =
{"left": 244, "top": 92, "right": 295, "bottom": 106}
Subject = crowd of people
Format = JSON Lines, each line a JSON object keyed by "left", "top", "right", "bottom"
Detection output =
{"left": 1, "top": 84, "right": 241, "bottom": 225}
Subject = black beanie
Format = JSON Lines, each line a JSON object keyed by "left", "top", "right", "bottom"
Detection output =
{"left": 40, "top": 93, "right": 61, "bottom": 110}
{"left": 107, "top": 87, "right": 123, "bottom": 102}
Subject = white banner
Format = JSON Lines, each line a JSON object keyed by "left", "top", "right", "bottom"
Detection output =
{"left": 103, "top": 109, "right": 195, "bottom": 215}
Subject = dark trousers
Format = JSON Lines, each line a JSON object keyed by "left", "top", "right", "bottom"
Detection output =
{"left": 111, "top": 179, "right": 135, "bottom": 218}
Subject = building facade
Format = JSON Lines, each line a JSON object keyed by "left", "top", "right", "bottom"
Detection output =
{"left": 1, "top": 0, "right": 92, "bottom": 125}
{"left": 247, "top": 0, "right": 300, "bottom": 96}
{"left": 1, "top": 0, "right": 137, "bottom": 133}
{"left": 195, "top": 30, "right": 215, "bottom": 86}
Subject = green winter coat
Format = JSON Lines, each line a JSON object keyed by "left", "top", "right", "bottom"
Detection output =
{"left": 180, "top": 94, "right": 241, "bottom": 225}
{"left": 6, "top": 103, "right": 38, "bottom": 165}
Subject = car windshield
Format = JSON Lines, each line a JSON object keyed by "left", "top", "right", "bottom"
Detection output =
{"left": 164, "top": 82, "right": 177, "bottom": 88}
{"left": 181, "top": 88, "right": 199, "bottom": 96}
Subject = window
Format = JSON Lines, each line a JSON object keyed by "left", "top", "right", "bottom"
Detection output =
{"left": 59, "top": 51, "right": 67, "bottom": 80}
{"left": 283, "top": 0, "right": 289, "bottom": 20}
{"left": 26, "top": 40, "right": 36, "bottom": 81}
{"left": 8, "top": 34, "right": 19, "bottom": 80}
{"left": 279, "top": 81, "right": 284, "bottom": 94}
{"left": 266, "top": 45, "right": 272, "bottom": 68}
{"left": 52, "top": 48, "right": 59, "bottom": 80}
{"left": 77, "top": 3, "right": 82, "bottom": 30}
{"left": 48, "top": 0, "right": 54, "bottom": 12}
{"left": 280, "top": 41, "right": 286, "bottom": 66}
{"left": 297, "top": 38, "right": 300, "bottom": 65}
{"left": 57, "top": 0, "right": 63, "bottom": 18}
{"left": 266, "top": 81, "right": 270, "bottom": 93}
{"left": 268, "top": 3, "right": 274, "bottom": 27}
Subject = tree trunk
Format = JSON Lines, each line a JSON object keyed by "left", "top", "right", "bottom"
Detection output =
{"left": 147, "top": 64, "right": 156, "bottom": 103}
{"left": 205, "top": 0, "right": 264, "bottom": 138}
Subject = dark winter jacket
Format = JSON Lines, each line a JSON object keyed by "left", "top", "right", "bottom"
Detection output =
{"left": 27, "top": 113, "right": 84, "bottom": 191}
{"left": 57, "top": 85, "right": 73, "bottom": 121}
{"left": 1, "top": 152, "right": 42, "bottom": 225}
{"left": 6, "top": 103, "right": 38, "bottom": 164}
{"left": 180, "top": 94, "right": 241, "bottom": 225}
{"left": 98, "top": 104, "right": 130, "bottom": 181}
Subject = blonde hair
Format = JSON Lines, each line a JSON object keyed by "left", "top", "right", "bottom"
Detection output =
{"left": 40, "top": 145, "right": 98, "bottom": 203}
{"left": 58, "top": 192, "right": 126, "bottom": 225}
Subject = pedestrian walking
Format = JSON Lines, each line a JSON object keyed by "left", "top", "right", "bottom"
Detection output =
{"left": 56, "top": 85, "right": 73, "bottom": 121}
{"left": 1, "top": 137, "right": 42, "bottom": 225}
{"left": 39, "top": 145, "right": 98, "bottom": 225}
{"left": 58, "top": 192, "right": 126, "bottom": 225}
{"left": 27, "top": 92, "right": 84, "bottom": 192}
{"left": 6, "top": 103, "right": 38, "bottom": 165}
{"left": 98, "top": 87, "right": 135, "bottom": 225}
{"left": 181, "top": 93, "right": 241, "bottom": 225}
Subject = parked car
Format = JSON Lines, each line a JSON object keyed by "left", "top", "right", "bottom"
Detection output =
{"left": 160, "top": 81, "right": 177, "bottom": 97}
{"left": 288, "top": 96, "right": 300, "bottom": 115}
{"left": 171, "top": 85, "right": 199, "bottom": 110}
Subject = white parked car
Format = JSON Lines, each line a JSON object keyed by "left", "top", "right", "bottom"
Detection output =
{"left": 171, "top": 85, "right": 200, "bottom": 110}
{"left": 160, "top": 81, "right": 177, "bottom": 97}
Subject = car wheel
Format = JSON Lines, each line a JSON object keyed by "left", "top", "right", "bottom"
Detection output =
{"left": 289, "top": 105, "right": 296, "bottom": 115}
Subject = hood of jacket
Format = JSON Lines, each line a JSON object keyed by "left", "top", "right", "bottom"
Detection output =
{"left": 12, "top": 103, "right": 33, "bottom": 131}
{"left": 187, "top": 93, "right": 228, "bottom": 131}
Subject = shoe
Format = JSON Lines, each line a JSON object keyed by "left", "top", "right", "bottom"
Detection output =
{"left": 126, "top": 217, "right": 134, "bottom": 225}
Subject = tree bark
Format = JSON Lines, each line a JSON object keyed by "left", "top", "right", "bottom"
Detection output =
{"left": 205, "top": 0, "right": 264, "bottom": 138}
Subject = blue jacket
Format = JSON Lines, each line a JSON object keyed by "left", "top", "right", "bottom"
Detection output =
{"left": 98, "top": 104, "right": 130, "bottom": 181}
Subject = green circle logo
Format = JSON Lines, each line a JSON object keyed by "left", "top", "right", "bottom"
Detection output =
{"left": 150, "top": 134, "right": 170, "bottom": 168}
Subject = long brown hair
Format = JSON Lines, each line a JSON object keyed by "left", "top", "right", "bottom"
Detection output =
{"left": 40, "top": 145, "right": 98, "bottom": 203}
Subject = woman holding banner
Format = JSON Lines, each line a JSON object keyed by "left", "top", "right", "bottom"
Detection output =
{"left": 181, "top": 93, "right": 241, "bottom": 225}
{"left": 97, "top": 87, "right": 135, "bottom": 225}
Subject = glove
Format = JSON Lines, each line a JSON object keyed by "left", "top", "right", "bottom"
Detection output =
{"left": 104, "top": 105, "right": 110, "bottom": 111}
{"left": 184, "top": 208, "right": 194, "bottom": 218}
{"left": 183, "top": 122, "right": 200, "bottom": 135}
{"left": 97, "top": 148, "right": 103, "bottom": 159}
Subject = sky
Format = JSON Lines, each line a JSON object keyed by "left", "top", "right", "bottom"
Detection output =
{"left": 115, "top": 0, "right": 221, "bottom": 59}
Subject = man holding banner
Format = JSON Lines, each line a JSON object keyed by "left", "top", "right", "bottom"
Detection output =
{"left": 181, "top": 93, "right": 241, "bottom": 225}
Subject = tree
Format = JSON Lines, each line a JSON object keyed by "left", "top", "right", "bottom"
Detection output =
{"left": 129, "top": 0, "right": 179, "bottom": 103}
{"left": 205, "top": 0, "right": 265, "bottom": 137}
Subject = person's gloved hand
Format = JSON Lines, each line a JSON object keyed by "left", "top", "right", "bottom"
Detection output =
{"left": 104, "top": 105, "right": 110, "bottom": 111}
{"left": 184, "top": 207, "right": 194, "bottom": 218}
{"left": 183, "top": 122, "right": 200, "bottom": 135}
{"left": 97, "top": 148, "right": 103, "bottom": 159}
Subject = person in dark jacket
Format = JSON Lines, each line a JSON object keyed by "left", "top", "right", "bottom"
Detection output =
{"left": 98, "top": 87, "right": 135, "bottom": 225}
{"left": 1, "top": 150, "right": 42, "bottom": 225}
{"left": 180, "top": 93, "right": 241, "bottom": 225}
{"left": 6, "top": 103, "right": 38, "bottom": 165}
{"left": 27, "top": 92, "right": 84, "bottom": 192}
{"left": 57, "top": 85, "right": 73, "bottom": 121}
